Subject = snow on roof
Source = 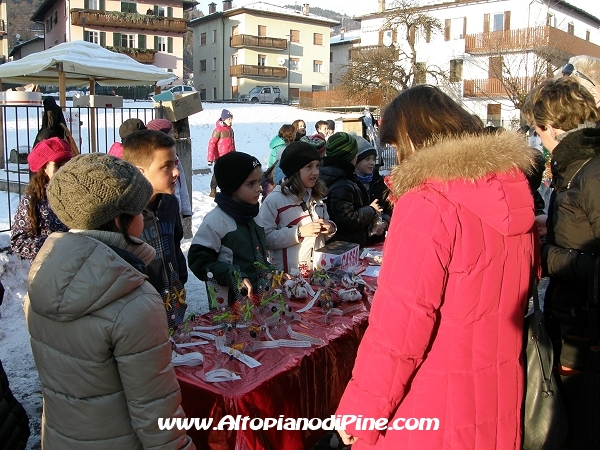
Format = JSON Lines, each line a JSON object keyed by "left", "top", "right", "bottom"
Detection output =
{"left": 232, "top": 2, "right": 339, "bottom": 24}
{"left": 330, "top": 29, "right": 362, "bottom": 45}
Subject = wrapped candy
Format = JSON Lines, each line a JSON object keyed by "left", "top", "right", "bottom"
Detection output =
{"left": 282, "top": 278, "right": 314, "bottom": 300}
{"left": 338, "top": 288, "right": 362, "bottom": 302}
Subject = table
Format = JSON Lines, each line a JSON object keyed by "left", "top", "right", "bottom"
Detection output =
{"left": 176, "top": 288, "right": 373, "bottom": 450}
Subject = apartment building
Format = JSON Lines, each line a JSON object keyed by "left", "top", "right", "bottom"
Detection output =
{"left": 189, "top": 1, "right": 338, "bottom": 101}
{"left": 353, "top": 0, "right": 600, "bottom": 124}
{"left": 0, "top": 0, "right": 7, "bottom": 64}
{"left": 31, "top": 0, "right": 196, "bottom": 81}
{"left": 330, "top": 29, "right": 361, "bottom": 88}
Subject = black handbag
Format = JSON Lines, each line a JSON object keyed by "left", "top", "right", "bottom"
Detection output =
{"left": 522, "top": 279, "right": 568, "bottom": 450}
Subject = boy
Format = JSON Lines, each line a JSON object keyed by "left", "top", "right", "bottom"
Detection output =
{"left": 188, "top": 151, "right": 268, "bottom": 307}
{"left": 207, "top": 109, "right": 236, "bottom": 197}
{"left": 122, "top": 129, "right": 188, "bottom": 329}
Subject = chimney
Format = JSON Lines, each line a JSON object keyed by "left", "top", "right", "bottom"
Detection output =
{"left": 302, "top": 3, "right": 309, "bottom": 15}
{"left": 208, "top": 2, "right": 216, "bottom": 14}
{"left": 378, "top": 0, "right": 385, "bottom": 13}
{"left": 340, "top": 28, "right": 345, "bottom": 41}
{"left": 223, "top": 0, "right": 232, "bottom": 11}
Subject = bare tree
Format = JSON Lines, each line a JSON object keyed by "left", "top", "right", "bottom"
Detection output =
{"left": 339, "top": 0, "right": 445, "bottom": 104}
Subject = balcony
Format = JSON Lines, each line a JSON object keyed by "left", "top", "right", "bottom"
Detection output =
{"left": 465, "top": 26, "right": 600, "bottom": 60}
{"left": 230, "top": 34, "right": 287, "bottom": 50}
{"left": 349, "top": 45, "right": 399, "bottom": 60}
{"left": 230, "top": 64, "right": 287, "bottom": 79}
{"left": 71, "top": 9, "right": 189, "bottom": 34}
{"left": 0, "top": 19, "right": 6, "bottom": 35}
{"left": 105, "top": 46, "right": 157, "bottom": 63}
{"left": 463, "top": 77, "right": 539, "bottom": 98}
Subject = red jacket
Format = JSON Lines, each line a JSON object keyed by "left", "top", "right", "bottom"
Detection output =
{"left": 207, "top": 120, "right": 235, "bottom": 162}
{"left": 336, "top": 132, "right": 537, "bottom": 449}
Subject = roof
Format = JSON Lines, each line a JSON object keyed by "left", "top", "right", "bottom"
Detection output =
{"left": 330, "top": 30, "right": 361, "bottom": 46}
{"left": 189, "top": 2, "right": 339, "bottom": 27}
{"left": 9, "top": 36, "right": 44, "bottom": 58}
{"left": 357, "top": 0, "right": 600, "bottom": 26}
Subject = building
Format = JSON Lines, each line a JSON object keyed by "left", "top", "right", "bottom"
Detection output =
{"left": 188, "top": 1, "right": 338, "bottom": 101}
{"left": 0, "top": 0, "right": 7, "bottom": 64}
{"left": 30, "top": 0, "right": 196, "bottom": 82}
{"left": 350, "top": 0, "right": 600, "bottom": 125}
{"left": 330, "top": 29, "right": 361, "bottom": 87}
{"left": 9, "top": 36, "right": 45, "bottom": 61}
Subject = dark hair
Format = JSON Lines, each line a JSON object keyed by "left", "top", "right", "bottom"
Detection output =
{"left": 122, "top": 129, "right": 176, "bottom": 167}
{"left": 282, "top": 170, "right": 327, "bottom": 201}
{"left": 315, "top": 120, "right": 328, "bottom": 132}
{"left": 326, "top": 120, "right": 335, "bottom": 131}
{"left": 380, "top": 85, "right": 483, "bottom": 162}
{"left": 25, "top": 168, "right": 51, "bottom": 235}
{"left": 97, "top": 213, "right": 141, "bottom": 246}
{"left": 278, "top": 124, "right": 296, "bottom": 144}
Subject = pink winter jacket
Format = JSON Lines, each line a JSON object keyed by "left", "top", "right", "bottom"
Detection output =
{"left": 336, "top": 132, "right": 537, "bottom": 449}
{"left": 207, "top": 120, "right": 235, "bottom": 162}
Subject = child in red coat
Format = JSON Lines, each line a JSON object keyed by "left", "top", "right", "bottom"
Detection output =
{"left": 207, "top": 109, "right": 235, "bottom": 197}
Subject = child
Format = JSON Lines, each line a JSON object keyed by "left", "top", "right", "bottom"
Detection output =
{"left": 207, "top": 109, "right": 236, "bottom": 197}
{"left": 146, "top": 118, "right": 193, "bottom": 218}
{"left": 122, "top": 129, "right": 188, "bottom": 330}
{"left": 10, "top": 137, "right": 73, "bottom": 261}
{"left": 315, "top": 120, "right": 332, "bottom": 140}
{"left": 25, "top": 153, "right": 193, "bottom": 449}
{"left": 107, "top": 118, "right": 146, "bottom": 158}
{"left": 267, "top": 123, "right": 295, "bottom": 166}
{"left": 320, "top": 132, "right": 382, "bottom": 248}
{"left": 188, "top": 151, "right": 267, "bottom": 306}
{"left": 353, "top": 134, "right": 392, "bottom": 244}
{"left": 292, "top": 119, "right": 306, "bottom": 141}
{"left": 259, "top": 141, "right": 336, "bottom": 273}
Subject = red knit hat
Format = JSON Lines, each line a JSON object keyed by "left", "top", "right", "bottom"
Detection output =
{"left": 27, "top": 138, "right": 73, "bottom": 173}
{"left": 146, "top": 118, "right": 173, "bottom": 134}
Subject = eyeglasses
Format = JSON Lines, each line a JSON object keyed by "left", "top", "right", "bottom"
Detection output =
{"left": 562, "top": 63, "right": 596, "bottom": 86}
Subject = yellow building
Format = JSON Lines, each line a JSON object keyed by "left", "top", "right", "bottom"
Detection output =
{"left": 0, "top": 0, "right": 8, "bottom": 64}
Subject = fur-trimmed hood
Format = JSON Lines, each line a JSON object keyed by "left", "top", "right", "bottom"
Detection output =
{"left": 390, "top": 131, "right": 537, "bottom": 237}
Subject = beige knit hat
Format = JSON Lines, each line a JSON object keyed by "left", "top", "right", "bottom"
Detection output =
{"left": 47, "top": 153, "right": 153, "bottom": 230}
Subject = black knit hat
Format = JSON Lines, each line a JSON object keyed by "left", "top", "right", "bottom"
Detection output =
{"left": 354, "top": 135, "right": 378, "bottom": 163}
{"left": 119, "top": 118, "right": 146, "bottom": 140}
{"left": 279, "top": 141, "right": 321, "bottom": 178}
{"left": 214, "top": 152, "right": 261, "bottom": 197}
{"left": 326, "top": 132, "right": 358, "bottom": 162}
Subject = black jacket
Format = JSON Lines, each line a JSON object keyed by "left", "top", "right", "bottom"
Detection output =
{"left": 320, "top": 156, "right": 376, "bottom": 248}
{"left": 357, "top": 168, "right": 393, "bottom": 245}
{"left": 543, "top": 126, "right": 600, "bottom": 317}
{"left": 0, "top": 358, "right": 30, "bottom": 450}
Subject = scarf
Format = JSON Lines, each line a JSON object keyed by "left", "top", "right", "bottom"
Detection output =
{"left": 215, "top": 192, "right": 259, "bottom": 223}
{"left": 356, "top": 173, "right": 374, "bottom": 184}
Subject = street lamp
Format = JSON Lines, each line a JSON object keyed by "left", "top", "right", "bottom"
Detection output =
{"left": 287, "top": 34, "right": 291, "bottom": 105}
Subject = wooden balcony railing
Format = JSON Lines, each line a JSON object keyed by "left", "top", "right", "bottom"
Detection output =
{"left": 229, "top": 64, "right": 287, "bottom": 79}
{"left": 465, "top": 26, "right": 600, "bottom": 59}
{"left": 463, "top": 77, "right": 539, "bottom": 98}
{"left": 71, "top": 9, "right": 189, "bottom": 34}
{"left": 230, "top": 34, "right": 287, "bottom": 50}
{"left": 105, "top": 46, "right": 157, "bottom": 63}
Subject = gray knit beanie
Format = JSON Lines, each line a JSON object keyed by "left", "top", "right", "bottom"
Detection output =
{"left": 353, "top": 134, "right": 378, "bottom": 162}
{"left": 47, "top": 153, "right": 153, "bottom": 230}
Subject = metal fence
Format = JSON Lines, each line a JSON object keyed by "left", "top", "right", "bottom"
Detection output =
{"left": 0, "top": 104, "right": 156, "bottom": 232}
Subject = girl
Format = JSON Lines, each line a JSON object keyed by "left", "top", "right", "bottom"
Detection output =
{"left": 259, "top": 141, "right": 335, "bottom": 273}
{"left": 267, "top": 123, "right": 295, "bottom": 166}
{"left": 10, "top": 137, "right": 73, "bottom": 261}
{"left": 207, "top": 109, "right": 235, "bottom": 197}
{"left": 25, "top": 153, "right": 193, "bottom": 449}
{"left": 335, "top": 85, "right": 537, "bottom": 449}
{"left": 292, "top": 119, "right": 306, "bottom": 141}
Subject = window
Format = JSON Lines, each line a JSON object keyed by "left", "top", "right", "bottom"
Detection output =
{"left": 200, "top": 32, "right": 206, "bottom": 46}
{"left": 199, "top": 89, "right": 206, "bottom": 100}
{"left": 290, "top": 57, "right": 300, "bottom": 70}
{"left": 46, "top": 17, "right": 52, "bottom": 32}
{"left": 258, "top": 25, "right": 267, "bottom": 37}
{"left": 121, "top": 33, "right": 136, "bottom": 48}
{"left": 54, "top": 11, "right": 58, "bottom": 24}
{"left": 85, "top": 30, "right": 100, "bottom": 44}
{"left": 547, "top": 13, "right": 555, "bottom": 27}
{"left": 449, "top": 59, "right": 463, "bottom": 82}
{"left": 258, "top": 54, "right": 266, "bottom": 66}
{"left": 200, "top": 59, "right": 207, "bottom": 72}
{"left": 121, "top": 2, "right": 136, "bottom": 13}
{"left": 290, "top": 29, "right": 300, "bottom": 43}
{"left": 489, "top": 55, "right": 503, "bottom": 78}
{"left": 212, "top": 57, "right": 217, "bottom": 70}
{"left": 379, "top": 29, "right": 395, "bottom": 46}
{"left": 213, "top": 87, "right": 217, "bottom": 100}
{"left": 451, "top": 17, "right": 465, "bottom": 40}
{"left": 586, "top": 30, "right": 591, "bottom": 41}
{"left": 212, "top": 29, "right": 217, "bottom": 43}
{"left": 167, "top": 37, "right": 173, "bottom": 53}
{"left": 156, "top": 36, "right": 166, "bottom": 52}
{"left": 231, "top": 25, "right": 238, "bottom": 36}
{"left": 314, "top": 33, "right": 323, "bottom": 45}
{"left": 492, "top": 13, "right": 503, "bottom": 32}
{"left": 313, "top": 60, "right": 323, "bottom": 73}
{"left": 156, "top": 5, "right": 165, "bottom": 16}
{"left": 85, "top": 0, "right": 101, "bottom": 10}
{"left": 414, "top": 62, "right": 426, "bottom": 84}
{"left": 568, "top": 23, "right": 574, "bottom": 35}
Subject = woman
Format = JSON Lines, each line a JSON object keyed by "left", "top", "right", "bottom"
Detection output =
{"left": 336, "top": 85, "right": 537, "bottom": 449}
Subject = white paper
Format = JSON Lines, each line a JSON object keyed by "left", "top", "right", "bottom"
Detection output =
{"left": 171, "top": 351, "right": 204, "bottom": 367}
{"left": 189, "top": 331, "right": 216, "bottom": 341}
{"left": 361, "top": 265, "right": 380, "bottom": 278}
{"left": 287, "top": 325, "right": 325, "bottom": 346}
{"left": 175, "top": 340, "right": 209, "bottom": 348}
{"left": 296, "top": 289, "right": 322, "bottom": 313}
{"left": 205, "top": 369, "right": 241, "bottom": 382}
{"left": 247, "top": 339, "right": 312, "bottom": 351}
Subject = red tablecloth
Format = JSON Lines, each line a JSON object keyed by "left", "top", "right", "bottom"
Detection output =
{"left": 176, "top": 294, "right": 372, "bottom": 450}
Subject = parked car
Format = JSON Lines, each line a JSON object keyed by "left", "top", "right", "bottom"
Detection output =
{"left": 239, "top": 86, "right": 282, "bottom": 103}
{"left": 148, "top": 85, "right": 196, "bottom": 99}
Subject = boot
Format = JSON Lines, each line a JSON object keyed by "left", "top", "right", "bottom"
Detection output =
{"left": 209, "top": 188, "right": 217, "bottom": 198}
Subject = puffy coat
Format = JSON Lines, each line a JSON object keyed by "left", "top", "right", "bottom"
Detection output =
{"left": 543, "top": 126, "right": 600, "bottom": 319}
{"left": 336, "top": 132, "right": 537, "bottom": 449}
{"left": 267, "top": 135, "right": 286, "bottom": 167}
{"left": 207, "top": 120, "right": 235, "bottom": 162}
{"left": 25, "top": 231, "right": 194, "bottom": 450}
{"left": 320, "top": 156, "right": 376, "bottom": 248}
{"left": 259, "top": 185, "right": 334, "bottom": 272}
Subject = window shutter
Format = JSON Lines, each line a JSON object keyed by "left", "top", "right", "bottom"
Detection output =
{"left": 167, "top": 7, "right": 173, "bottom": 17}
{"left": 168, "top": 37, "right": 173, "bottom": 53}
{"left": 100, "top": 31, "right": 106, "bottom": 46}
{"left": 392, "top": 29, "right": 397, "bottom": 44}
{"left": 409, "top": 26, "right": 415, "bottom": 45}
{"left": 154, "top": 5, "right": 159, "bottom": 14}
{"left": 84, "top": 30, "right": 90, "bottom": 41}
{"left": 504, "top": 11, "right": 511, "bottom": 30}
{"left": 84, "top": 0, "right": 89, "bottom": 9}
{"left": 444, "top": 19, "right": 450, "bottom": 41}
{"left": 113, "top": 32, "right": 121, "bottom": 47}
{"left": 99, "top": 0, "right": 105, "bottom": 10}
{"left": 138, "top": 34, "right": 146, "bottom": 49}
{"left": 483, "top": 14, "right": 490, "bottom": 33}
{"left": 154, "top": 36, "right": 159, "bottom": 50}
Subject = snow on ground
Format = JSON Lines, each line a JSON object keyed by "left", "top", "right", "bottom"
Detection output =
{"left": 0, "top": 102, "right": 352, "bottom": 449}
